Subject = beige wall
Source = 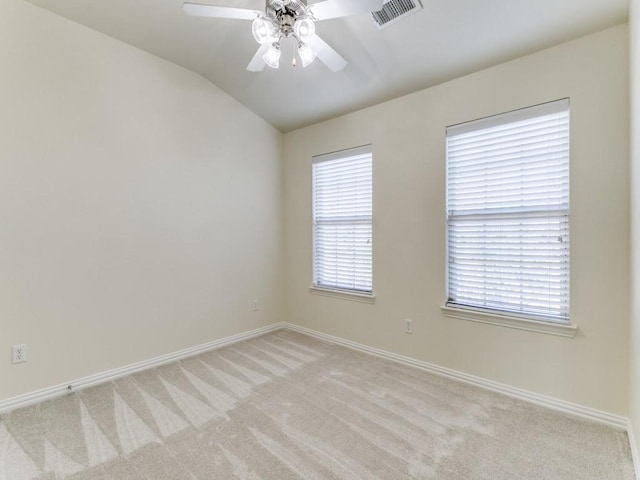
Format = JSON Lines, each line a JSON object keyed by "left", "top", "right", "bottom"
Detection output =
{"left": 630, "top": 0, "right": 640, "bottom": 462}
{"left": 284, "top": 25, "right": 630, "bottom": 415}
{"left": 0, "top": 0, "right": 283, "bottom": 401}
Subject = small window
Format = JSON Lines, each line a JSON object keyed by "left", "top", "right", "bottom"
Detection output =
{"left": 446, "top": 99, "right": 570, "bottom": 324}
{"left": 312, "top": 145, "right": 373, "bottom": 295}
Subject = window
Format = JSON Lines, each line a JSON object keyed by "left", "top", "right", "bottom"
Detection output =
{"left": 445, "top": 99, "right": 570, "bottom": 324}
{"left": 312, "top": 145, "right": 373, "bottom": 296}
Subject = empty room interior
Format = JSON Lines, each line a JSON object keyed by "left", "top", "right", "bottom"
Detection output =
{"left": 1, "top": 0, "right": 640, "bottom": 477}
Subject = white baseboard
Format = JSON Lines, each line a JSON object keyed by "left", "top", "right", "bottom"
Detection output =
{"left": 0, "top": 322, "right": 285, "bottom": 414}
{"left": 283, "top": 323, "right": 630, "bottom": 431}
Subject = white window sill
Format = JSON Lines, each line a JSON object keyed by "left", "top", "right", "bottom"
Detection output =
{"left": 309, "top": 286, "right": 376, "bottom": 304}
{"left": 440, "top": 305, "right": 577, "bottom": 338}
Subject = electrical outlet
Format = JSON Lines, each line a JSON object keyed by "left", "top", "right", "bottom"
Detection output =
{"left": 252, "top": 299, "right": 258, "bottom": 311}
{"left": 404, "top": 319, "right": 413, "bottom": 334}
{"left": 12, "top": 344, "right": 27, "bottom": 364}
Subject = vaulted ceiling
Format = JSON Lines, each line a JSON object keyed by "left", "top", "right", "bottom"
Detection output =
{"left": 25, "top": 0, "right": 628, "bottom": 132}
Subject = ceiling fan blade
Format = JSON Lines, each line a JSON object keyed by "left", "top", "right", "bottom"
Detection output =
{"left": 307, "top": 34, "right": 347, "bottom": 72}
{"left": 182, "top": 2, "right": 261, "bottom": 20}
{"left": 246, "top": 43, "right": 271, "bottom": 72}
{"left": 308, "top": 0, "right": 383, "bottom": 20}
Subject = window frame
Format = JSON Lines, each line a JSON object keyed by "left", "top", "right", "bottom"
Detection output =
{"left": 442, "top": 99, "right": 575, "bottom": 336}
{"left": 310, "top": 145, "right": 374, "bottom": 301}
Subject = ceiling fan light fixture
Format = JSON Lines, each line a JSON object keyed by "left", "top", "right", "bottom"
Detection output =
{"left": 263, "top": 42, "right": 281, "bottom": 69}
{"left": 293, "top": 18, "right": 315, "bottom": 42}
{"left": 297, "top": 43, "right": 316, "bottom": 67}
{"left": 252, "top": 17, "right": 275, "bottom": 44}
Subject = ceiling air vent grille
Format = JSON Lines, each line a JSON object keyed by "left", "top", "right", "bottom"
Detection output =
{"left": 371, "top": 0, "right": 422, "bottom": 29}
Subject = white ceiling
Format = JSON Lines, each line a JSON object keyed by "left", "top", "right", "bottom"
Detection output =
{"left": 25, "top": 0, "right": 628, "bottom": 132}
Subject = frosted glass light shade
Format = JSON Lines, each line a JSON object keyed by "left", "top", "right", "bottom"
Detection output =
{"left": 293, "top": 19, "right": 315, "bottom": 42}
{"left": 297, "top": 43, "right": 316, "bottom": 67}
{"left": 263, "top": 43, "right": 281, "bottom": 69}
{"left": 252, "top": 18, "right": 275, "bottom": 44}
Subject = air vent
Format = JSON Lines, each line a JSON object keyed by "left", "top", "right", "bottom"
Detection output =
{"left": 371, "top": 0, "right": 422, "bottom": 29}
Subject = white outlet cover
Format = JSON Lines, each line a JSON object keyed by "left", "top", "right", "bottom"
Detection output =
{"left": 12, "top": 344, "right": 27, "bottom": 364}
{"left": 404, "top": 319, "right": 413, "bottom": 333}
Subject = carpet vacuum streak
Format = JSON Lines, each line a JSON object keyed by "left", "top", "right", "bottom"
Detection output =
{"left": 0, "top": 330, "right": 634, "bottom": 479}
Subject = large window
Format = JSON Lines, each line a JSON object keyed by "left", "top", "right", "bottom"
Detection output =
{"left": 446, "top": 99, "right": 570, "bottom": 324}
{"left": 312, "top": 145, "right": 373, "bottom": 295}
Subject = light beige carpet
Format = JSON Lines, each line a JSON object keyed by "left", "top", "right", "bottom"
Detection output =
{"left": 0, "top": 330, "right": 635, "bottom": 479}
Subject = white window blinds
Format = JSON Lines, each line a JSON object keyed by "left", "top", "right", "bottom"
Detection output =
{"left": 446, "top": 99, "right": 570, "bottom": 323}
{"left": 313, "top": 145, "right": 373, "bottom": 294}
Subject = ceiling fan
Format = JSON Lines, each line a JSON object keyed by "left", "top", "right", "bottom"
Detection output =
{"left": 183, "top": 0, "right": 383, "bottom": 72}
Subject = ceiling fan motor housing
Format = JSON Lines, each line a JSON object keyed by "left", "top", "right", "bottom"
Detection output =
{"left": 266, "top": 0, "right": 309, "bottom": 37}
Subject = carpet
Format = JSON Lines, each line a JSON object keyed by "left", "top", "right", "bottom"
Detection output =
{"left": 0, "top": 329, "right": 635, "bottom": 479}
